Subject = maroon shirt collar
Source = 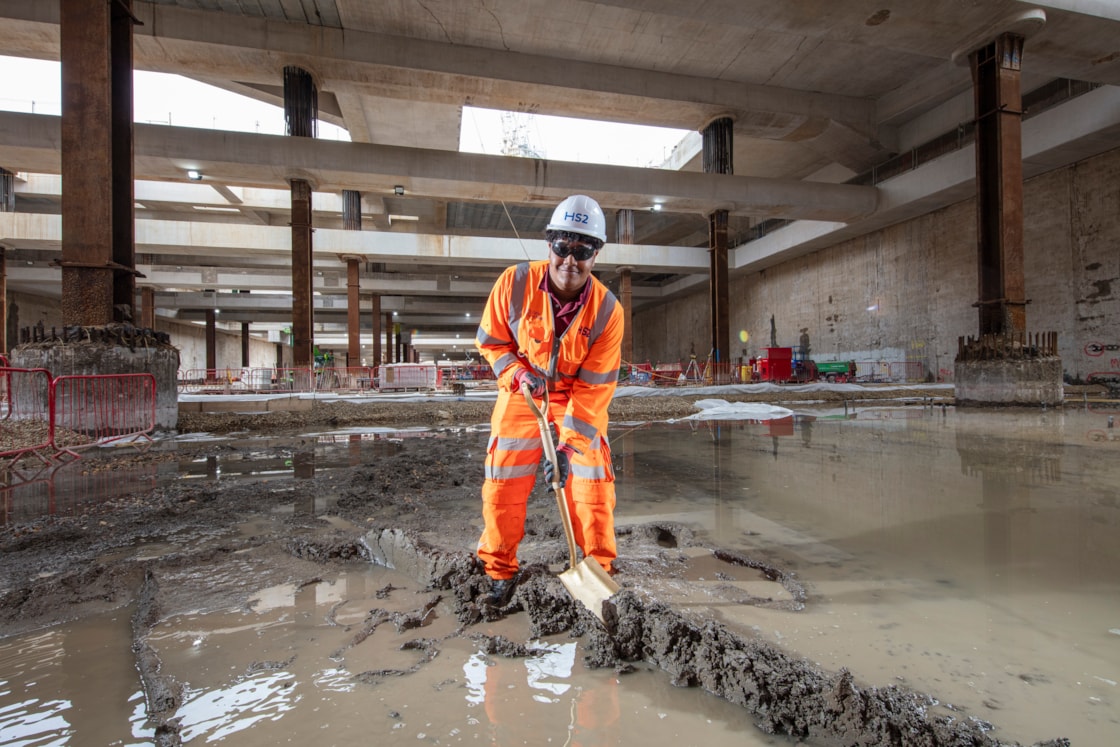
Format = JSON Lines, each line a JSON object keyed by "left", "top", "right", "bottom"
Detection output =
{"left": 540, "top": 270, "right": 591, "bottom": 335}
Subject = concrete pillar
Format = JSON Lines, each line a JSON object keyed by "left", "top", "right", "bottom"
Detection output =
{"left": 205, "top": 308, "right": 216, "bottom": 378}
{"left": 615, "top": 209, "right": 635, "bottom": 369}
{"left": 970, "top": 33, "right": 1027, "bottom": 336}
{"left": 702, "top": 117, "right": 732, "bottom": 364}
{"left": 59, "top": 0, "right": 138, "bottom": 326}
{"left": 395, "top": 324, "right": 403, "bottom": 364}
{"left": 371, "top": 294, "right": 382, "bottom": 365}
{"left": 140, "top": 286, "right": 155, "bottom": 329}
{"left": 284, "top": 66, "right": 317, "bottom": 367}
{"left": 241, "top": 322, "right": 250, "bottom": 367}
{"left": 345, "top": 257, "right": 361, "bottom": 366}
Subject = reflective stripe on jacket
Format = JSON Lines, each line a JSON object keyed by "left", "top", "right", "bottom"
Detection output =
{"left": 475, "top": 260, "right": 623, "bottom": 453}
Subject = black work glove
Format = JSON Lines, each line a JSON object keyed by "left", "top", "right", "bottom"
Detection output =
{"left": 545, "top": 444, "right": 575, "bottom": 492}
{"left": 513, "top": 367, "right": 547, "bottom": 398}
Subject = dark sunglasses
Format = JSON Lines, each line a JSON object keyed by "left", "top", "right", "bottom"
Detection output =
{"left": 550, "top": 239, "right": 600, "bottom": 262}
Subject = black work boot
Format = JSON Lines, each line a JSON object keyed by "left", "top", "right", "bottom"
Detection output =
{"left": 481, "top": 576, "right": 516, "bottom": 607}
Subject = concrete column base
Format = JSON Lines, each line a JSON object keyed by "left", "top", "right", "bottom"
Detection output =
{"left": 11, "top": 329, "right": 180, "bottom": 430}
{"left": 954, "top": 357, "right": 1063, "bottom": 406}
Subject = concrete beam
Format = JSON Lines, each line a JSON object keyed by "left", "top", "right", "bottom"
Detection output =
{"left": 0, "top": 112, "right": 880, "bottom": 222}
{"left": 143, "top": 3, "right": 875, "bottom": 135}
{"left": 0, "top": 212, "right": 716, "bottom": 276}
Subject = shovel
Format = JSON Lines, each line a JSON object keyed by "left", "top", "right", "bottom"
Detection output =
{"left": 522, "top": 386, "right": 620, "bottom": 623}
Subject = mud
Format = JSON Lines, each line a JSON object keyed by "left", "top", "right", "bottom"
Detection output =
{"left": 0, "top": 392, "right": 1074, "bottom": 747}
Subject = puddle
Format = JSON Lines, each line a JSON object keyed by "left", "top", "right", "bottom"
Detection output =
{"left": 1, "top": 566, "right": 792, "bottom": 746}
{"left": 2, "top": 406, "right": 1119, "bottom": 745}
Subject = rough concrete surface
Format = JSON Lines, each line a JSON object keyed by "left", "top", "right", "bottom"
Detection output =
{"left": 0, "top": 391, "right": 1073, "bottom": 747}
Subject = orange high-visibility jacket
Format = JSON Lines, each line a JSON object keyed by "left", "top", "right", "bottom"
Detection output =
{"left": 475, "top": 260, "right": 624, "bottom": 453}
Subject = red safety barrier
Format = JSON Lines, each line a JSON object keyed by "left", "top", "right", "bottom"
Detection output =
{"left": 0, "top": 366, "right": 55, "bottom": 470}
{"left": 854, "top": 360, "right": 892, "bottom": 382}
{"left": 50, "top": 373, "right": 156, "bottom": 460}
{"left": 177, "top": 367, "right": 380, "bottom": 394}
{"left": 627, "top": 359, "right": 749, "bottom": 387}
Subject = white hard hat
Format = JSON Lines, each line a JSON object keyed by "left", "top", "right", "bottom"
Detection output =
{"left": 545, "top": 194, "right": 607, "bottom": 243}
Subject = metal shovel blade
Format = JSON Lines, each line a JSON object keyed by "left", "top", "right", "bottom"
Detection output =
{"left": 559, "top": 557, "right": 620, "bottom": 624}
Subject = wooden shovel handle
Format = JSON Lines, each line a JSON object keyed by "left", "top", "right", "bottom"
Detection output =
{"left": 522, "top": 386, "right": 578, "bottom": 569}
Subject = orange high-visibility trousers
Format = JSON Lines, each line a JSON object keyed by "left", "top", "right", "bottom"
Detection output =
{"left": 478, "top": 390, "right": 616, "bottom": 580}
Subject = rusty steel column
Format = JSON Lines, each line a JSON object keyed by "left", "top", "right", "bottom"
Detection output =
{"left": 110, "top": 0, "right": 136, "bottom": 319}
{"left": 205, "top": 308, "right": 216, "bottom": 377}
{"left": 0, "top": 168, "right": 14, "bottom": 213}
{"left": 342, "top": 189, "right": 361, "bottom": 231}
{"left": 59, "top": 0, "right": 139, "bottom": 326}
{"left": 346, "top": 257, "right": 360, "bottom": 366}
{"left": 970, "top": 33, "right": 1027, "bottom": 336}
{"left": 615, "top": 208, "right": 635, "bottom": 369}
{"left": 284, "top": 66, "right": 317, "bottom": 368}
{"left": 290, "top": 179, "right": 314, "bottom": 367}
{"left": 241, "top": 322, "right": 250, "bottom": 367}
{"left": 1, "top": 170, "right": 9, "bottom": 353}
{"left": 0, "top": 247, "right": 6, "bottom": 354}
{"left": 371, "top": 294, "right": 382, "bottom": 366}
{"left": 384, "top": 313, "right": 394, "bottom": 364}
{"left": 140, "top": 286, "right": 155, "bottom": 328}
{"left": 342, "top": 189, "right": 363, "bottom": 367}
{"left": 703, "top": 117, "right": 732, "bottom": 364}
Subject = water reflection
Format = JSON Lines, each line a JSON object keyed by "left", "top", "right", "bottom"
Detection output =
{"left": 0, "top": 618, "right": 153, "bottom": 746}
{"left": 464, "top": 642, "right": 624, "bottom": 745}
{"left": 177, "top": 670, "right": 298, "bottom": 743}
{"left": 2, "top": 429, "right": 427, "bottom": 524}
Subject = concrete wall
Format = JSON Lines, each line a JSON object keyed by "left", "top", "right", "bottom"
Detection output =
{"left": 3, "top": 291, "right": 280, "bottom": 373}
{"left": 634, "top": 146, "right": 1120, "bottom": 383}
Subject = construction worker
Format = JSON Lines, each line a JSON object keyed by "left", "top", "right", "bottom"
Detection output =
{"left": 474, "top": 194, "right": 624, "bottom": 606}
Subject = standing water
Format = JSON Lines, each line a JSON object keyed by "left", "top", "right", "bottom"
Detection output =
{"left": 1, "top": 404, "right": 1117, "bottom": 745}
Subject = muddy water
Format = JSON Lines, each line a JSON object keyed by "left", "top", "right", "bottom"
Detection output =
{"left": 0, "top": 568, "right": 786, "bottom": 746}
{"left": 2, "top": 405, "right": 1118, "bottom": 745}
{"left": 611, "top": 405, "right": 1120, "bottom": 745}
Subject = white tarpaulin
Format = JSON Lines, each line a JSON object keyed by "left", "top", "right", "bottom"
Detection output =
{"left": 673, "top": 399, "right": 794, "bottom": 422}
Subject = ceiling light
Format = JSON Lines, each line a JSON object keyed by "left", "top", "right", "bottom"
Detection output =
{"left": 187, "top": 169, "right": 203, "bottom": 181}
{"left": 650, "top": 203, "right": 663, "bottom": 212}
{"left": 387, "top": 214, "right": 419, "bottom": 221}
{"left": 393, "top": 185, "right": 405, "bottom": 195}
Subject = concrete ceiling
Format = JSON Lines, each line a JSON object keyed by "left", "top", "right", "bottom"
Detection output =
{"left": 1, "top": 0, "right": 1120, "bottom": 359}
